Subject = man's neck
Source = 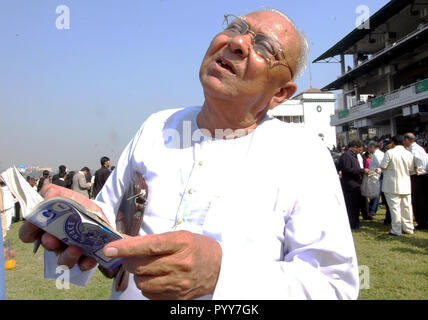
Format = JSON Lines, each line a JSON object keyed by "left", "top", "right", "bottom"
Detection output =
{"left": 197, "top": 99, "right": 267, "bottom": 138}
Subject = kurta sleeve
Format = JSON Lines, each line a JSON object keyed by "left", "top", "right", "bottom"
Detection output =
{"left": 380, "top": 151, "right": 391, "bottom": 170}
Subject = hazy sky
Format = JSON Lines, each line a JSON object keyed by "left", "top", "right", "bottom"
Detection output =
{"left": 0, "top": 0, "right": 388, "bottom": 173}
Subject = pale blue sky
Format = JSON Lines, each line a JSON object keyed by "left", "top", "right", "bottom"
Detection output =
{"left": 0, "top": 0, "right": 388, "bottom": 172}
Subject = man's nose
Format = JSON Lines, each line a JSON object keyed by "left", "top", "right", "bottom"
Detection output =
{"left": 228, "top": 34, "right": 251, "bottom": 58}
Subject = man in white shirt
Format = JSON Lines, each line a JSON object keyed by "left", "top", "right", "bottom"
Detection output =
{"left": 367, "top": 141, "right": 384, "bottom": 216}
{"left": 18, "top": 9, "right": 359, "bottom": 300}
{"left": 381, "top": 136, "right": 415, "bottom": 236}
{"left": 357, "top": 149, "right": 364, "bottom": 169}
{"left": 404, "top": 133, "right": 428, "bottom": 230}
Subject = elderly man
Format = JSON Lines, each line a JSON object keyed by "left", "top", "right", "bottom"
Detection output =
{"left": 404, "top": 133, "right": 428, "bottom": 230}
{"left": 381, "top": 136, "right": 415, "bottom": 236}
{"left": 19, "top": 9, "right": 359, "bottom": 300}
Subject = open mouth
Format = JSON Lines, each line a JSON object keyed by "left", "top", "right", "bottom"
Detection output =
{"left": 216, "top": 58, "right": 236, "bottom": 75}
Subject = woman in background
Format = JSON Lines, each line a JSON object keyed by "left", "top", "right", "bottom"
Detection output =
{"left": 363, "top": 151, "right": 373, "bottom": 170}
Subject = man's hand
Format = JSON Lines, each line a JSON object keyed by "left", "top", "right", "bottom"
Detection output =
{"left": 364, "top": 168, "right": 370, "bottom": 175}
{"left": 102, "top": 231, "right": 222, "bottom": 300}
{"left": 19, "top": 184, "right": 102, "bottom": 271}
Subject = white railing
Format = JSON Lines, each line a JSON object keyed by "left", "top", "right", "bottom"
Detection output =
{"left": 331, "top": 77, "right": 428, "bottom": 126}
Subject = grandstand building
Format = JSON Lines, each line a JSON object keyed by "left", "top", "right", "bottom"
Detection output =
{"left": 314, "top": 0, "right": 428, "bottom": 146}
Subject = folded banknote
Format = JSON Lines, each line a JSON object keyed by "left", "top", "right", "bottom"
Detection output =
{"left": 1, "top": 167, "right": 123, "bottom": 270}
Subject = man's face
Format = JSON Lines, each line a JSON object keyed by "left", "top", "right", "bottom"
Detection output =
{"left": 350, "top": 146, "right": 360, "bottom": 154}
{"left": 385, "top": 143, "right": 394, "bottom": 150}
{"left": 199, "top": 11, "right": 299, "bottom": 125}
{"left": 367, "top": 146, "right": 375, "bottom": 154}
{"left": 403, "top": 138, "right": 412, "bottom": 148}
{"left": 105, "top": 160, "right": 110, "bottom": 168}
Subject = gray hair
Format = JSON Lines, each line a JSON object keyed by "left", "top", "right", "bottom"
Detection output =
{"left": 367, "top": 141, "right": 378, "bottom": 149}
{"left": 404, "top": 133, "right": 416, "bottom": 141}
{"left": 255, "top": 7, "right": 310, "bottom": 81}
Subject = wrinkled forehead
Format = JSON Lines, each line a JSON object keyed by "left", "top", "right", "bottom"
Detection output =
{"left": 242, "top": 11, "right": 295, "bottom": 46}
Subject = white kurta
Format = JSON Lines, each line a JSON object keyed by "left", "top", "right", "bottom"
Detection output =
{"left": 381, "top": 146, "right": 414, "bottom": 195}
{"left": 409, "top": 142, "right": 428, "bottom": 174}
{"left": 369, "top": 149, "right": 385, "bottom": 172}
{"left": 357, "top": 154, "right": 364, "bottom": 169}
{"left": 45, "top": 107, "right": 359, "bottom": 300}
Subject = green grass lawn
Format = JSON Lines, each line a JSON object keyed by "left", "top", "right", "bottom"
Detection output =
{"left": 353, "top": 208, "right": 428, "bottom": 300}
{"left": 4, "top": 221, "right": 112, "bottom": 300}
{"left": 3, "top": 207, "right": 428, "bottom": 300}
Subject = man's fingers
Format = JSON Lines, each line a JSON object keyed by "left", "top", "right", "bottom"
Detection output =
{"left": 103, "top": 232, "right": 185, "bottom": 258}
{"left": 78, "top": 256, "right": 98, "bottom": 272}
{"left": 134, "top": 275, "right": 192, "bottom": 300}
{"left": 41, "top": 184, "right": 105, "bottom": 218}
{"left": 40, "top": 232, "right": 64, "bottom": 252}
{"left": 57, "top": 246, "right": 83, "bottom": 269}
{"left": 19, "top": 221, "right": 44, "bottom": 243}
{"left": 134, "top": 275, "right": 173, "bottom": 295}
{"left": 40, "top": 184, "right": 64, "bottom": 199}
{"left": 123, "top": 255, "right": 170, "bottom": 276}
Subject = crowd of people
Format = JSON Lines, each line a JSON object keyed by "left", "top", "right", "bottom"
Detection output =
{"left": 0, "top": 156, "right": 114, "bottom": 241}
{"left": 334, "top": 132, "right": 428, "bottom": 236}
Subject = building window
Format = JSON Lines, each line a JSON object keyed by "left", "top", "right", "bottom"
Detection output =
{"left": 293, "top": 116, "right": 304, "bottom": 123}
{"left": 275, "top": 116, "right": 304, "bottom": 123}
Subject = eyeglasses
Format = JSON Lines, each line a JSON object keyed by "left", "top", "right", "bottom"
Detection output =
{"left": 222, "top": 14, "right": 294, "bottom": 79}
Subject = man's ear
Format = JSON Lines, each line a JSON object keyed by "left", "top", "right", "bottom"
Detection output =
{"left": 267, "top": 82, "right": 298, "bottom": 110}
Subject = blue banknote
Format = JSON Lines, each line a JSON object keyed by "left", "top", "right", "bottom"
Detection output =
{"left": 28, "top": 197, "right": 123, "bottom": 270}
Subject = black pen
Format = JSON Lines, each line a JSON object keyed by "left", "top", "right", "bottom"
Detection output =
{"left": 33, "top": 239, "right": 41, "bottom": 254}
